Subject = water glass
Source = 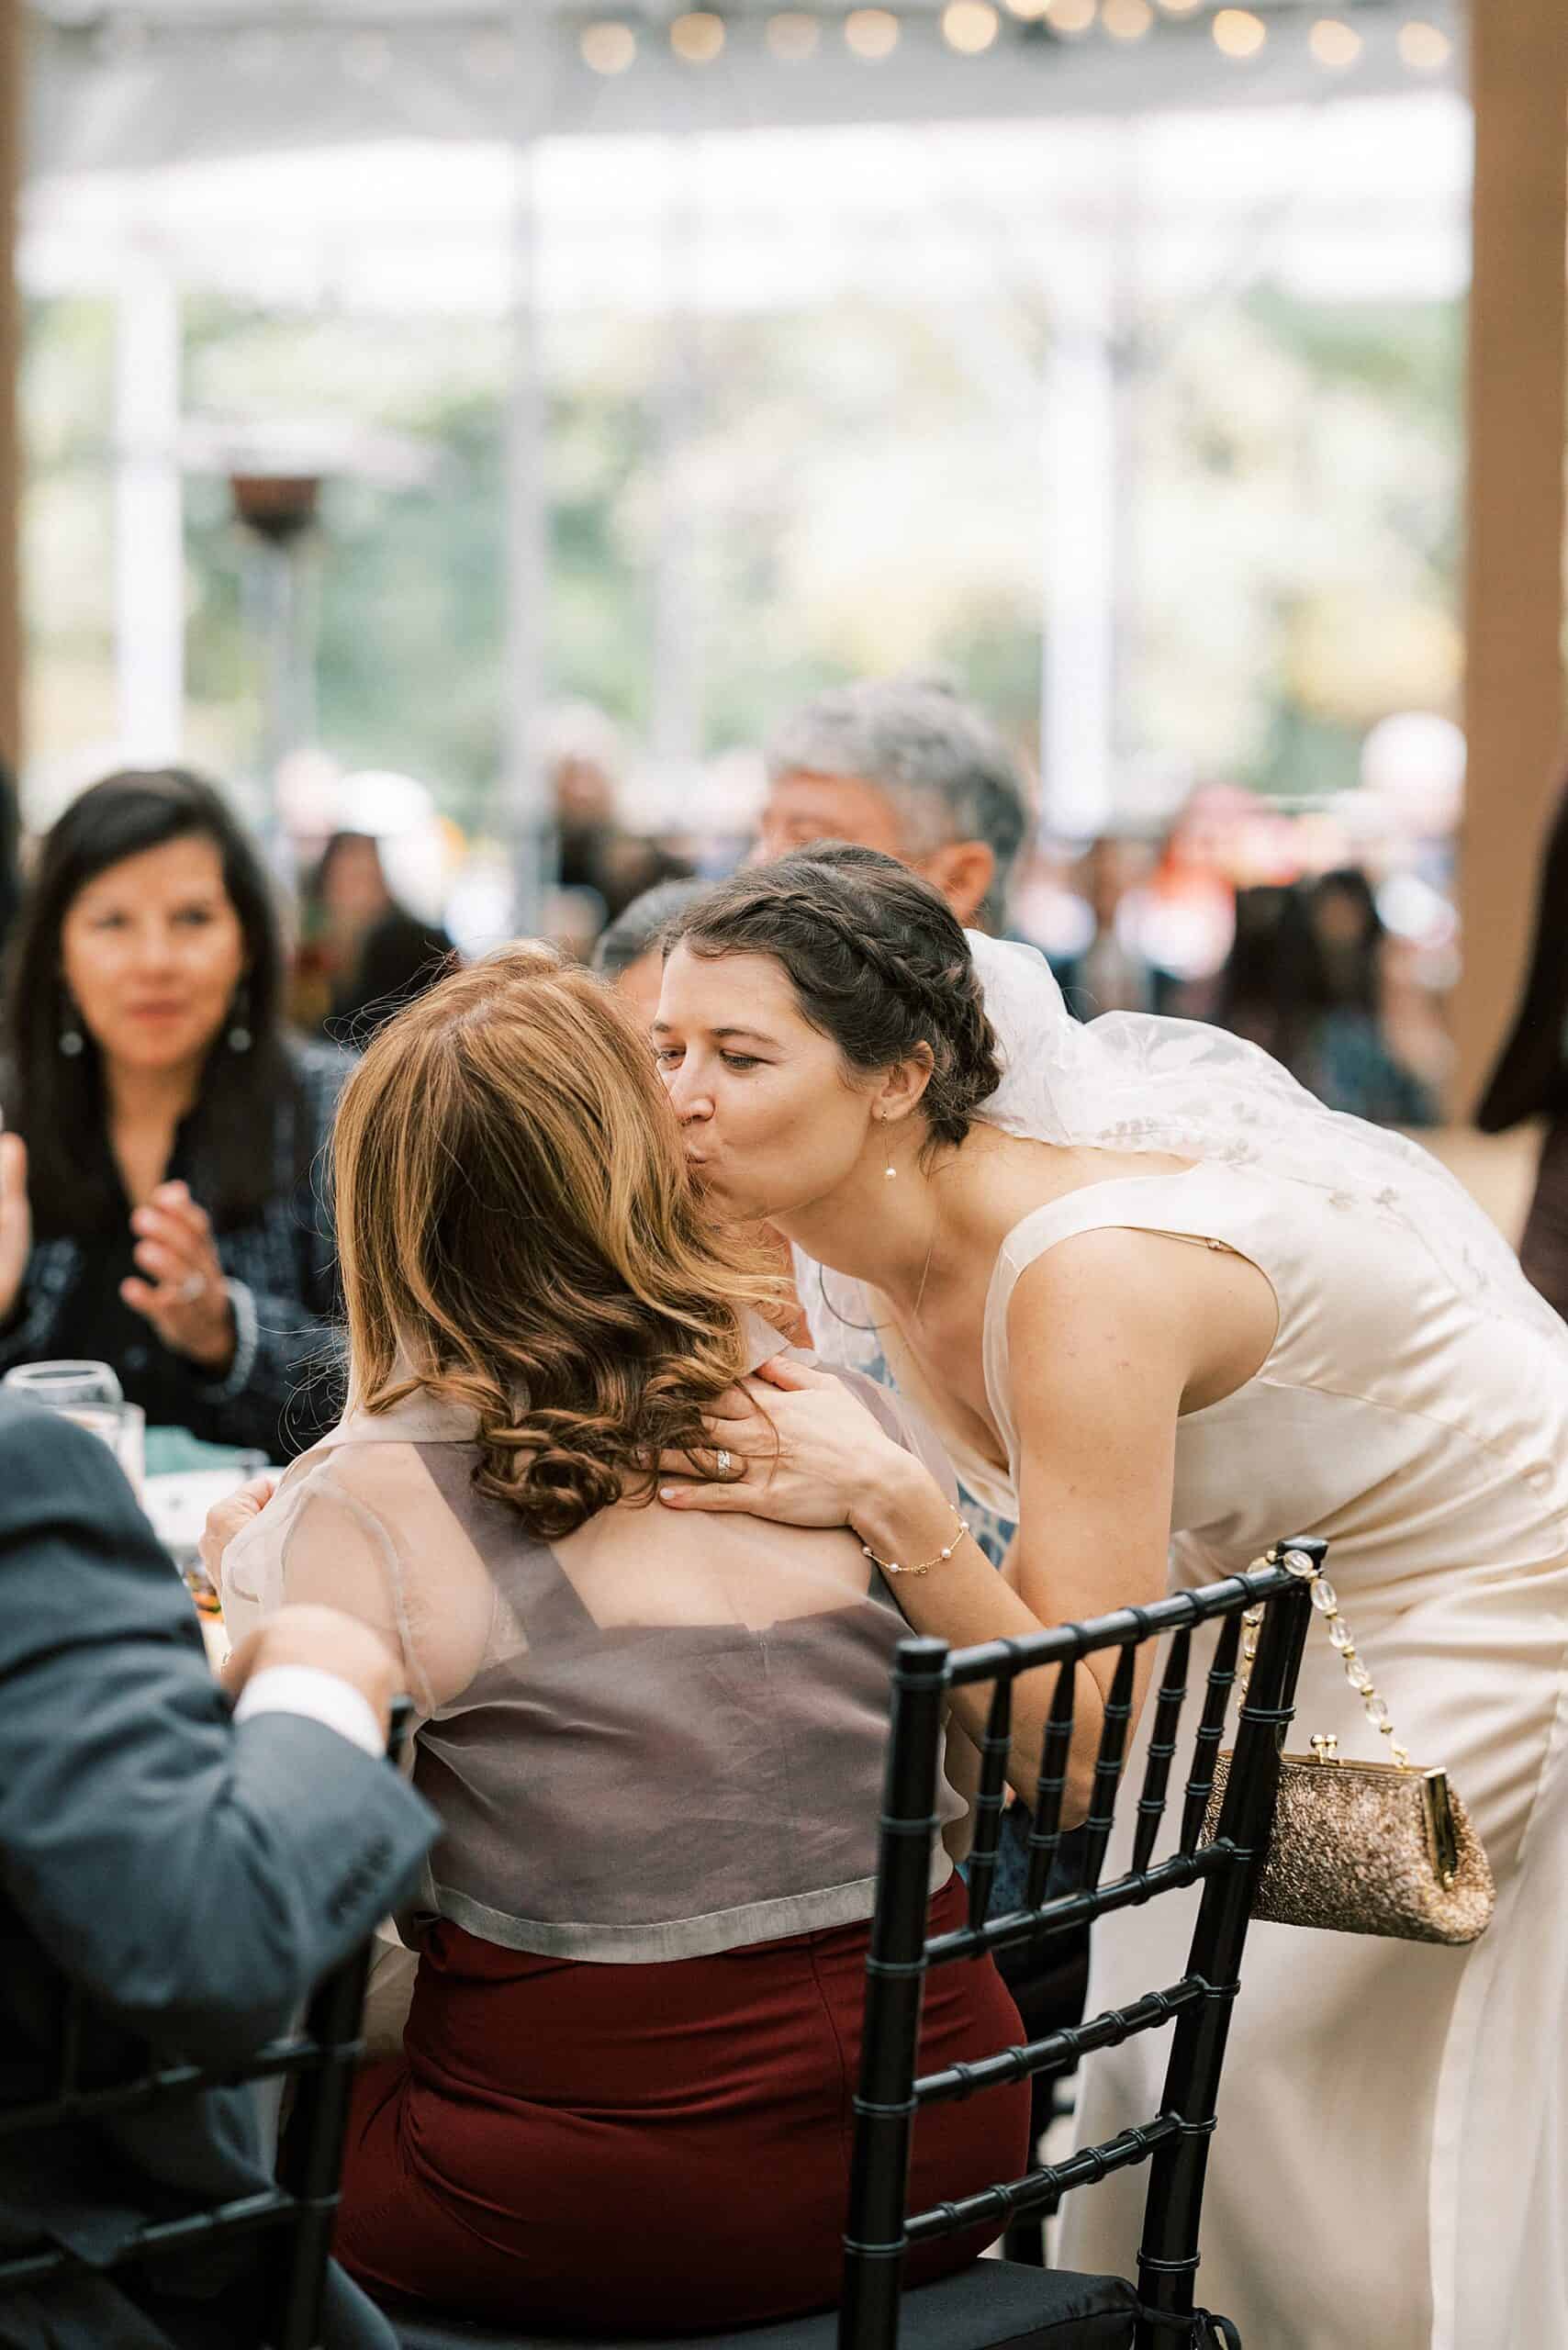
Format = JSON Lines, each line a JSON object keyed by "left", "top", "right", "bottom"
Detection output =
{"left": 1, "top": 1360, "right": 147, "bottom": 1496}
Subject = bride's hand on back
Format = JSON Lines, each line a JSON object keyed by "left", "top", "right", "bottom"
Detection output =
{"left": 657, "top": 1356, "right": 907, "bottom": 1531}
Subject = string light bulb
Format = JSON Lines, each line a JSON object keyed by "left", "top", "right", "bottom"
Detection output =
{"left": 1309, "top": 17, "right": 1362, "bottom": 66}
{"left": 670, "top": 11, "right": 725, "bottom": 61}
{"left": 1397, "top": 19, "right": 1451, "bottom": 73}
{"left": 1044, "top": 0, "right": 1095, "bottom": 29}
{"left": 943, "top": 0, "right": 1000, "bottom": 50}
{"left": 1212, "top": 7, "right": 1266, "bottom": 57}
{"left": 1103, "top": 0, "right": 1154, "bottom": 38}
{"left": 844, "top": 6, "right": 899, "bottom": 56}
{"left": 766, "top": 10, "right": 820, "bottom": 56}
{"left": 1003, "top": 0, "right": 1048, "bottom": 17}
{"left": 581, "top": 19, "right": 636, "bottom": 70}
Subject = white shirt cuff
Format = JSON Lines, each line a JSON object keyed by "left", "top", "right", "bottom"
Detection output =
{"left": 233, "top": 1663, "right": 386, "bottom": 1759}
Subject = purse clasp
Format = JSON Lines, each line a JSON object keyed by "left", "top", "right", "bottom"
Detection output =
{"left": 1422, "top": 1769, "right": 1459, "bottom": 1888}
{"left": 1308, "top": 1734, "right": 1340, "bottom": 1764}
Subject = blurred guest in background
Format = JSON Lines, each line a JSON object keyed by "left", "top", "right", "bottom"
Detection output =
{"left": 1213, "top": 883, "right": 1296, "bottom": 1059}
{"left": 551, "top": 736, "right": 692, "bottom": 934}
{"left": 591, "top": 876, "right": 711, "bottom": 1030}
{"left": 1062, "top": 834, "right": 1159, "bottom": 1016}
{"left": 552, "top": 734, "right": 620, "bottom": 914}
{"left": 1126, "top": 796, "right": 1238, "bottom": 1016}
{"left": 1006, "top": 839, "right": 1094, "bottom": 993}
{"left": 0, "top": 761, "right": 18, "bottom": 969}
{"left": 0, "top": 769, "right": 351, "bottom": 1459}
{"left": 1477, "top": 765, "right": 1568, "bottom": 1322}
{"left": 296, "top": 829, "right": 457, "bottom": 1041}
{"left": 1211, "top": 872, "right": 1437, "bottom": 1127}
{"left": 758, "top": 675, "right": 1028, "bottom": 933}
{"left": 1297, "top": 867, "right": 1438, "bottom": 1126}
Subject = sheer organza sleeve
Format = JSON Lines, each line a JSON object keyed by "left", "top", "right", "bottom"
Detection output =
{"left": 220, "top": 1440, "right": 503, "bottom": 1718}
{"left": 804, "top": 1356, "right": 961, "bottom": 1506}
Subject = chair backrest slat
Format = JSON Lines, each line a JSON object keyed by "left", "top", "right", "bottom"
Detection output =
{"left": 913, "top": 1972, "right": 1205, "bottom": 2108}
{"left": 1022, "top": 1661, "right": 1077, "bottom": 1907}
{"left": 1078, "top": 1638, "right": 1140, "bottom": 1893}
{"left": 1132, "top": 1626, "right": 1191, "bottom": 1875}
{"left": 963, "top": 1673, "right": 1014, "bottom": 1931}
{"left": 926, "top": 1837, "right": 1230, "bottom": 1972}
{"left": 903, "top": 2112, "right": 1182, "bottom": 2249}
{"left": 1178, "top": 1611, "right": 1243, "bottom": 1854}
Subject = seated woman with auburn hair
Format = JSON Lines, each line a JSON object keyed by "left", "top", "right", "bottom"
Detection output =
{"left": 216, "top": 945, "right": 1025, "bottom": 2334}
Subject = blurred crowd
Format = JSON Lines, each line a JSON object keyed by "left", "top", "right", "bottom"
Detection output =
{"left": 1012, "top": 804, "right": 1452, "bottom": 1128}
{"left": 0, "top": 676, "right": 1494, "bottom": 1467}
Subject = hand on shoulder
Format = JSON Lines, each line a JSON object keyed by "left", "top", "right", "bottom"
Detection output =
{"left": 199, "top": 1471, "right": 277, "bottom": 1586}
{"left": 656, "top": 1352, "right": 917, "bottom": 1530}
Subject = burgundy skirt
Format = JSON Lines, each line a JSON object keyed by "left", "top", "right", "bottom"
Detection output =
{"left": 336, "top": 1873, "right": 1031, "bottom": 2333}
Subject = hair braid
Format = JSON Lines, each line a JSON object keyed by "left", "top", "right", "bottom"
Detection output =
{"left": 666, "top": 845, "right": 1003, "bottom": 1151}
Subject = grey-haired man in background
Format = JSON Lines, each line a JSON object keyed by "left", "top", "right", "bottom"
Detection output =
{"left": 754, "top": 676, "right": 1027, "bottom": 1571}
{"left": 756, "top": 675, "right": 1030, "bottom": 934}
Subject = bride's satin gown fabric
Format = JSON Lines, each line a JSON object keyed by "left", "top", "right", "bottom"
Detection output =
{"left": 918, "top": 1158, "right": 1568, "bottom": 2350}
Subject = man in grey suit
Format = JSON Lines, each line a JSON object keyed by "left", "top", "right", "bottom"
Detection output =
{"left": 0, "top": 1395, "right": 439, "bottom": 2349}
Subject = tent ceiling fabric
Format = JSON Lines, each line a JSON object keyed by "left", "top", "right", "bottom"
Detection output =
{"left": 28, "top": 1, "right": 1459, "bottom": 173}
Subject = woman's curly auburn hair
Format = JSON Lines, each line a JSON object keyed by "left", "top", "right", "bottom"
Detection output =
{"left": 332, "top": 943, "right": 789, "bottom": 1539}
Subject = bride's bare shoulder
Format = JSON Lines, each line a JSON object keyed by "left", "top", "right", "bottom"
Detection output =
{"left": 951, "top": 1126, "right": 1197, "bottom": 1247}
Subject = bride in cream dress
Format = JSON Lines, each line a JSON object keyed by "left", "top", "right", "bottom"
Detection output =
{"left": 650, "top": 845, "right": 1568, "bottom": 2350}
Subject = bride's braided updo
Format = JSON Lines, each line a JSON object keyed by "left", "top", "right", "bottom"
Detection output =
{"left": 664, "top": 844, "right": 1002, "bottom": 1152}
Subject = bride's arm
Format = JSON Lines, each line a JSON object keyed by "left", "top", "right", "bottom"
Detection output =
{"left": 662, "top": 1231, "right": 1193, "bottom": 1818}
{"left": 844, "top": 1246, "right": 1182, "bottom": 1816}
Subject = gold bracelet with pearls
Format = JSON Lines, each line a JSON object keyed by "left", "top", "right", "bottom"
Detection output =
{"left": 858, "top": 1505, "right": 971, "bottom": 1579}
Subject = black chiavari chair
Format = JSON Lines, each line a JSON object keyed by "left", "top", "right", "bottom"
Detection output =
{"left": 0, "top": 1709, "right": 411, "bottom": 2350}
{"left": 386, "top": 1546, "right": 1317, "bottom": 2350}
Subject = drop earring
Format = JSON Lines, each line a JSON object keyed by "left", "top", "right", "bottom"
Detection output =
{"left": 58, "top": 991, "right": 84, "bottom": 1058}
{"left": 883, "top": 1117, "right": 897, "bottom": 1181}
{"left": 227, "top": 981, "right": 253, "bottom": 1055}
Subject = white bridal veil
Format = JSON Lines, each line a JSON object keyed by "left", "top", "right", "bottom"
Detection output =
{"left": 801, "top": 929, "right": 1562, "bottom": 1371}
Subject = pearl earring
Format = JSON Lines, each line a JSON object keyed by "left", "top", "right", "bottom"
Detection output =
{"left": 58, "top": 990, "right": 84, "bottom": 1058}
{"left": 883, "top": 1118, "right": 897, "bottom": 1181}
{"left": 227, "top": 980, "right": 253, "bottom": 1054}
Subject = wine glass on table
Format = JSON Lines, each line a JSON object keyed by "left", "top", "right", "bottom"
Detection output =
{"left": 1, "top": 1360, "right": 146, "bottom": 1495}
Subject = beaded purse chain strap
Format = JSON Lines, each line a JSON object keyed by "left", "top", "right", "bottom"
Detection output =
{"left": 1237, "top": 1544, "right": 1461, "bottom": 1889}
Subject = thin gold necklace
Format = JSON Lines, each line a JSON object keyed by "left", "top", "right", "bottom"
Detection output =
{"left": 813, "top": 1203, "right": 940, "bottom": 1337}
{"left": 911, "top": 1216, "right": 939, "bottom": 1322}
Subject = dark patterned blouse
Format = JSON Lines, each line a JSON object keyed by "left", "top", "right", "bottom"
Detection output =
{"left": 0, "top": 1038, "right": 352, "bottom": 1460}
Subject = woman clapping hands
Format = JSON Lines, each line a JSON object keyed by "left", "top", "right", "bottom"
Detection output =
{"left": 0, "top": 771, "right": 353, "bottom": 1457}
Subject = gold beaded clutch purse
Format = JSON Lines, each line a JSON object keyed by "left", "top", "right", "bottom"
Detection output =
{"left": 1204, "top": 1548, "right": 1495, "bottom": 1946}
